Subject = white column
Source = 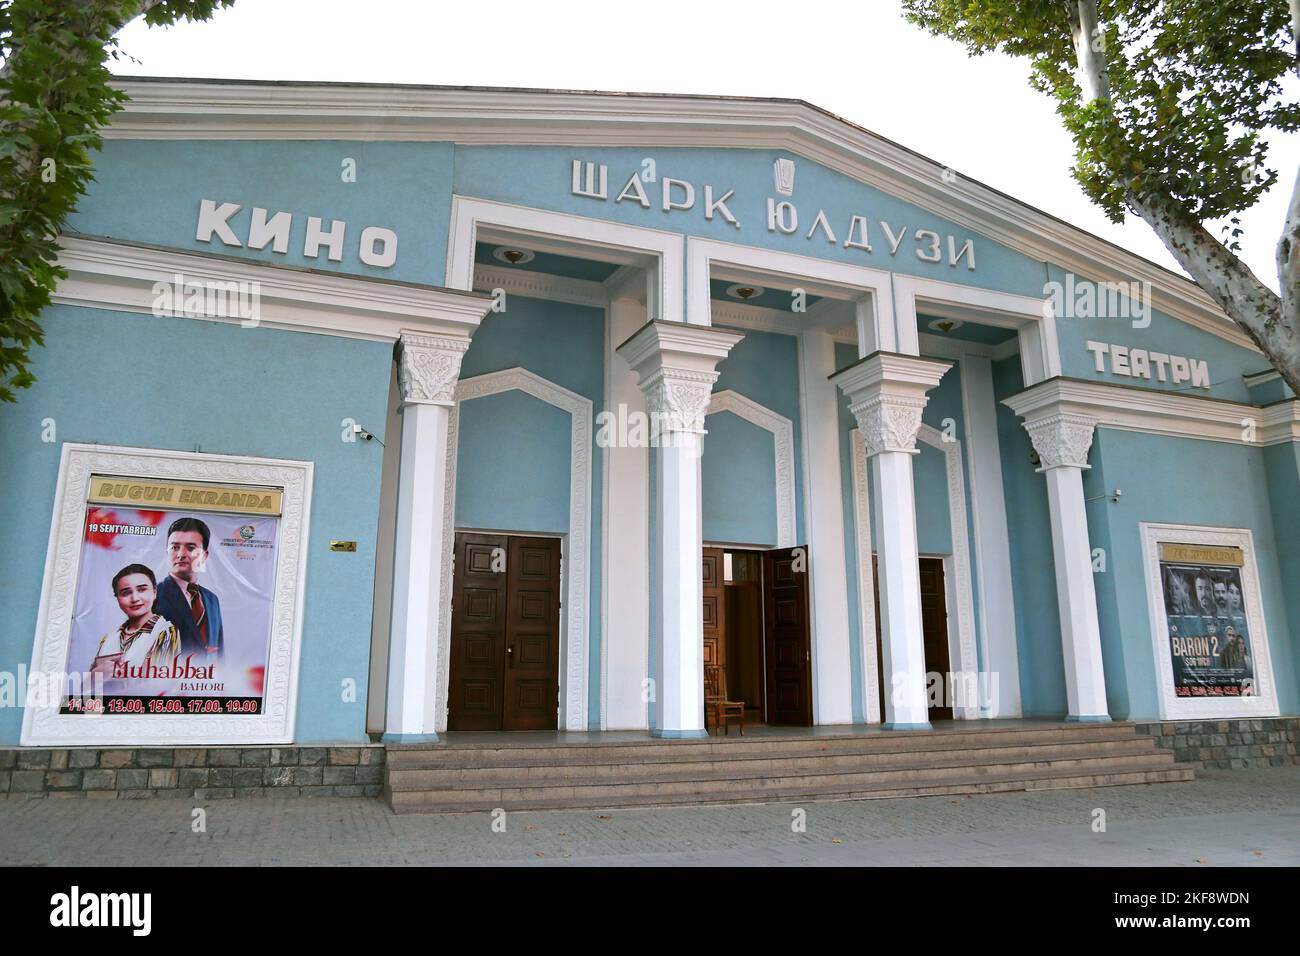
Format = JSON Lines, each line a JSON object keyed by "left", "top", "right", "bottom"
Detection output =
{"left": 617, "top": 321, "right": 742, "bottom": 738}
{"left": 832, "top": 352, "right": 952, "bottom": 730}
{"left": 382, "top": 332, "right": 471, "bottom": 742}
{"left": 655, "top": 419, "right": 706, "bottom": 737}
{"left": 798, "top": 330, "right": 854, "bottom": 724}
{"left": 871, "top": 447, "right": 928, "bottom": 726}
{"left": 1022, "top": 413, "right": 1110, "bottom": 721}
{"left": 603, "top": 294, "right": 651, "bottom": 730}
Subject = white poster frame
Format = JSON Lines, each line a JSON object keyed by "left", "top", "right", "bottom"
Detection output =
{"left": 21, "top": 443, "right": 312, "bottom": 746}
{"left": 1139, "top": 521, "right": 1279, "bottom": 721}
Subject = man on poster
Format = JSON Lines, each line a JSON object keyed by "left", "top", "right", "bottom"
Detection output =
{"left": 1213, "top": 578, "right": 1232, "bottom": 616}
{"left": 1193, "top": 569, "right": 1217, "bottom": 617}
{"left": 1220, "top": 625, "right": 1249, "bottom": 672}
{"left": 1165, "top": 569, "right": 1195, "bottom": 616}
{"left": 154, "top": 516, "right": 225, "bottom": 658}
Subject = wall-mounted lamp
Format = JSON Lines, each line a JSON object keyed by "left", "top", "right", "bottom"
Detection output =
{"left": 1084, "top": 488, "right": 1122, "bottom": 503}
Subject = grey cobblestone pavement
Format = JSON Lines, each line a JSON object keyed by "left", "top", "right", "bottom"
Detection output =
{"left": 1, "top": 767, "right": 1296, "bottom": 866}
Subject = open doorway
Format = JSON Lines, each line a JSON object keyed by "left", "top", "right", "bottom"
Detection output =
{"left": 872, "top": 554, "right": 953, "bottom": 721}
{"left": 703, "top": 545, "right": 812, "bottom": 727}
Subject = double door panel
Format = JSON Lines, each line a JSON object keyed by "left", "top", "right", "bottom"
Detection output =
{"left": 702, "top": 548, "right": 727, "bottom": 669}
{"left": 917, "top": 558, "right": 952, "bottom": 720}
{"left": 762, "top": 546, "right": 813, "bottom": 726}
{"left": 449, "top": 532, "right": 561, "bottom": 731}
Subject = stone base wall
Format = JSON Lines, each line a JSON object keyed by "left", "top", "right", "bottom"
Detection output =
{"left": 1132, "top": 717, "right": 1300, "bottom": 770}
{"left": 0, "top": 746, "right": 385, "bottom": 799}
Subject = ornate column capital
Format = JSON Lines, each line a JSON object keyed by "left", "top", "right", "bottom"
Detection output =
{"left": 615, "top": 320, "right": 744, "bottom": 436}
{"left": 830, "top": 351, "right": 952, "bottom": 458}
{"left": 642, "top": 368, "right": 720, "bottom": 435}
{"left": 396, "top": 332, "right": 472, "bottom": 406}
{"left": 849, "top": 394, "right": 928, "bottom": 456}
{"left": 1023, "top": 413, "right": 1096, "bottom": 471}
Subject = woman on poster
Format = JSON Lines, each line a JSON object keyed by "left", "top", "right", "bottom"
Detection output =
{"left": 86, "top": 564, "right": 182, "bottom": 694}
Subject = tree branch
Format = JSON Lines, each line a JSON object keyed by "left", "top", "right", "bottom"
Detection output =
{"left": 0, "top": 0, "right": 182, "bottom": 401}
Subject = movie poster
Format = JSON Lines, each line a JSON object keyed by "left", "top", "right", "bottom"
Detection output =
{"left": 1157, "top": 543, "right": 1255, "bottom": 699}
{"left": 61, "top": 475, "right": 282, "bottom": 717}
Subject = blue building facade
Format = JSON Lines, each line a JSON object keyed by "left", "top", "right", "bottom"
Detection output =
{"left": 2, "top": 78, "right": 1296, "bottom": 749}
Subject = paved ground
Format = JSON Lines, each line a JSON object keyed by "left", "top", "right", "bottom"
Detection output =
{"left": 2, "top": 767, "right": 1296, "bottom": 866}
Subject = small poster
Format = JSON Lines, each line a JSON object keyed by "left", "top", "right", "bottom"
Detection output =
{"left": 1157, "top": 543, "right": 1254, "bottom": 699}
{"left": 61, "top": 474, "right": 282, "bottom": 717}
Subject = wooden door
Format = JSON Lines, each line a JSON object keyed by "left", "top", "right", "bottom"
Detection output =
{"left": 448, "top": 532, "right": 561, "bottom": 731}
{"left": 918, "top": 557, "right": 952, "bottom": 720}
{"left": 763, "top": 546, "right": 812, "bottom": 726}
{"left": 502, "top": 536, "right": 561, "bottom": 731}
{"left": 702, "top": 547, "right": 726, "bottom": 670}
{"left": 449, "top": 533, "right": 509, "bottom": 731}
{"left": 872, "top": 555, "right": 885, "bottom": 722}
{"left": 872, "top": 554, "right": 952, "bottom": 721}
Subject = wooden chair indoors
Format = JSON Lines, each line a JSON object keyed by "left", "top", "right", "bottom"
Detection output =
{"left": 704, "top": 664, "right": 745, "bottom": 736}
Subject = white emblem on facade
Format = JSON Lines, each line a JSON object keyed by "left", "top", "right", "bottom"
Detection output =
{"left": 774, "top": 158, "right": 795, "bottom": 196}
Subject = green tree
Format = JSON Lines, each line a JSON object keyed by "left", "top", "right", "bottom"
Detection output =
{"left": 903, "top": 0, "right": 1300, "bottom": 394}
{"left": 0, "top": 0, "right": 234, "bottom": 403}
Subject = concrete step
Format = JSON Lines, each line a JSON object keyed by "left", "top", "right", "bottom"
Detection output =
{"left": 1021, "top": 767, "right": 1196, "bottom": 791}
{"left": 387, "top": 764, "right": 1195, "bottom": 813}
{"left": 386, "top": 738, "right": 1167, "bottom": 789}
{"left": 388, "top": 752, "right": 1180, "bottom": 805}
{"left": 383, "top": 722, "right": 1193, "bottom": 814}
{"left": 385, "top": 724, "right": 1144, "bottom": 770}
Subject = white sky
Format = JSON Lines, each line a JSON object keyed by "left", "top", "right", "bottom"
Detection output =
{"left": 110, "top": 0, "right": 1297, "bottom": 291}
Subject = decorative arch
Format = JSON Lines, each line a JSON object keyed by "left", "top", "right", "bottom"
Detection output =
{"left": 437, "top": 367, "right": 593, "bottom": 732}
{"left": 851, "top": 422, "right": 979, "bottom": 721}
{"left": 705, "top": 389, "right": 797, "bottom": 548}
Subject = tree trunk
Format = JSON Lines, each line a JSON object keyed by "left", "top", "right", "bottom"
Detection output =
{"left": 1069, "top": 0, "right": 1109, "bottom": 103}
{"left": 1130, "top": 194, "right": 1300, "bottom": 396}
